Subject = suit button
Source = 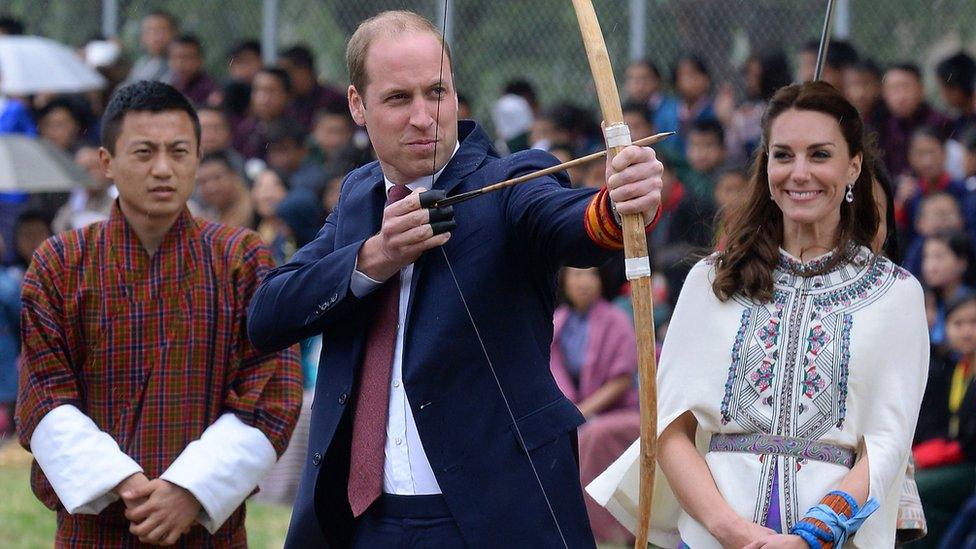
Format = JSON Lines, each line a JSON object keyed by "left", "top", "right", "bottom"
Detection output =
{"left": 338, "top": 392, "right": 348, "bottom": 405}
{"left": 312, "top": 452, "right": 322, "bottom": 466}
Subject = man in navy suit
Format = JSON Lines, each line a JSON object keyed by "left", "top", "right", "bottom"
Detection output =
{"left": 248, "top": 10, "right": 663, "bottom": 548}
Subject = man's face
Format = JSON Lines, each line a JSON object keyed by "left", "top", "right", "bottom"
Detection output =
{"left": 797, "top": 50, "right": 816, "bottom": 82}
{"left": 687, "top": 131, "right": 725, "bottom": 173}
{"left": 883, "top": 69, "right": 924, "bottom": 119}
{"left": 348, "top": 31, "right": 458, "bottom": 184}
{"left": 909, "top": 134, "right": 945, "bottom": 181}
{"left": 251, "top": 73, "right": 290, "bottom": 121}
{"left": 624, "top": 63, "right": 658, "bottom": 104}
{"left": 141, "top": 15, "right": 174, "bottom": 57}
{"left": 168, "top": 42, "right": 202, "bottom": 81}
{"left": 844, "top": 68, "right": 880, "bottom": 115}
{"left": 197, "top": 160, "right": 239, "bottom": 212}
{"left": 199, "top": 110, "right": 231, "bottom": 154}
{"left": 278, "top": 58, "right": 313, "bottom": 95}
{"left": 229, "top": 50, "right": 262, "bottom": 83}
{"left": 266, "top": 140, "right": 306, "bottom": 173}
{"left": 313, "top": 113, "right": 354, "bottom": 155}
{"left": 100, "top": 111, "right": 199, "bottom": 224}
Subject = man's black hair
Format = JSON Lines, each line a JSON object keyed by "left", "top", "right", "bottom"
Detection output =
{"left": 801, "top": 39, "right": 859, "bottom": 70}
{"left": 690, "top": 118, "right": 725, "bottom": 144}
{"left": 0, "top": 16, "right": 25, "bottom": 35}
{"left": 257, "top": 67, "right": 293, "bottom": 95}
{"left": 503, "top": 79, "right": 538, "bottom": 109}
{"left": 826, "top": 40, "right": 859, "bottom": 71}
{"left": 36, "top": 95, "right": 92, "bottom": 129}
{"left": 100, "top": 81, "right": 200, "bottom": 154}
{"left": 629, "top": 58, "right": 661, "bottom": 80}
{"left": 145, "top": 9, "right": 178, "bottom": 29}
{"left": 266, "top": 118, "right": 308, "bottom": 147}
{"left": 172, "top": 33, "right": 203, "bottom": 54}
{"left": 887, "top": 63, "right": 922, "bottom": 81}
{"left": 851, "top": 59, "right": 883, "bottom": 81}
{"left": 621, "top": 101, "right": 652, "bottom": 123}
{"left": 200, "top": 150, "right": 236, "bottom": 171}
{"left": 280, "top": 44, "right": 315, "bottom": 70}
{"left": 671, "top": 53, "right": 710, "bottom": 87}
{"left": 936, "top": 52, "right": 976, "bottom": 97}
{"left": 229, "top": 39, "right": 261, "bottom": 59}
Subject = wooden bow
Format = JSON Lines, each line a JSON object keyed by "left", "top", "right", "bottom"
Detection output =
{"left": 570, "top": 2, "right": 659, "bottom": 548}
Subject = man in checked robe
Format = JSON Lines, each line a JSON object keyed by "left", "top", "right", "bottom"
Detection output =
{"left": 16, "top": 80, "right": 303, "bottom": 547}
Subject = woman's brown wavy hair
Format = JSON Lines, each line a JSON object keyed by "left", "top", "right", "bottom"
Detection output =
{"left": 712, "top": 81, "right": 879, "bottom": 302}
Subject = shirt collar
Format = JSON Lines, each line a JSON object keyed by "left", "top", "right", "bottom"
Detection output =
{"left": 384, "top": 141, "right": 461, "bottom": 194}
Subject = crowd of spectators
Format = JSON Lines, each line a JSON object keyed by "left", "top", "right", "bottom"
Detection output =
{"left": 0, "top": 9, "right": 975, "bottom": 547}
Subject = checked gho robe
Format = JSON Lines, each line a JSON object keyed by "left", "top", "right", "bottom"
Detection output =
{"left": 16, "top": 203, "right": 303, "bottom": 548}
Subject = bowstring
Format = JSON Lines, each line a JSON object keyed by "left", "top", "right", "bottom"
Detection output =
{"left": 429, "top": 2, "right": 569, "bottom": 546}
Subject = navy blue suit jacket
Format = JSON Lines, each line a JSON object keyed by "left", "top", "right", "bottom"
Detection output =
{"left": 248, "top": 122, "right": 617, "bottom": 548}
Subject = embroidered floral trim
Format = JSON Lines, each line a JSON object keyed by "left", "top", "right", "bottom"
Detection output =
{"left": 836, "top": 314, "right": 854, "bottom": 428}
{"left": 722, "top": 308, "right": 752, "bottom": 424}
{"left": 813, "top": 257, "right": 904, "bottom": 311}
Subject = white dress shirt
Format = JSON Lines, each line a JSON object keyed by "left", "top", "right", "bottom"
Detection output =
{"left": 349, "top": 145, "right": 458, "bottom": 495}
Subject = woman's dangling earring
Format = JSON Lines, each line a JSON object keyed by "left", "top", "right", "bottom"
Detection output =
{"left": 845, "top": 183, "right": 855, "bottom": 203}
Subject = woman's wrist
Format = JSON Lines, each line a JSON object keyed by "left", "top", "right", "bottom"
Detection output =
{"left": 704, "top": 508, "right": 744, "bottom": 540}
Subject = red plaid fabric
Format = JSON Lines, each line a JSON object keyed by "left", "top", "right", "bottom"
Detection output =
{"left": 16, "top": 204, "right": 303, "bottom": 548}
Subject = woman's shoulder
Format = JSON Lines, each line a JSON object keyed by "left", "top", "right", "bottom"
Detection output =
{"left": 870, "top": 253, "right": 924, "bottom": 302}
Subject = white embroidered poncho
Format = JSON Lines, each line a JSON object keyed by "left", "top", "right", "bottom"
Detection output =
{"left": 587, "top": 246, "right": 928, "bottom": 548}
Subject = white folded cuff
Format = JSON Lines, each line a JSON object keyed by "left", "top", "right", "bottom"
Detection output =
{"left": 160, "top": 413, "right": 277, "bottom": 533}
{"left": 30, "top": 404, "right": 143, "bottom": 514}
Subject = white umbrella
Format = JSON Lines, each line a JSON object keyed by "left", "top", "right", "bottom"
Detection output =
{"left": 0, "top": 134, "right": 94, "bottom": 193}
{"left": 0, "top": 36, "right": 106, "bottom": 95}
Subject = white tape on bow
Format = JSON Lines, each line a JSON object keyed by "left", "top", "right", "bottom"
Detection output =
{"left": 625, "top": 256, "right": 651, "bottom": 280}
{"left": 604, "top": 123, "right": 632, "bottom": 148}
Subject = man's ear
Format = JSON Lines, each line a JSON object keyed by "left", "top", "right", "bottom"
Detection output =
{"left": 348, "top": 85, "right": 366, "bottom": 127}
{"left": 98, "top": 147, "right": 114, "bottom": 181}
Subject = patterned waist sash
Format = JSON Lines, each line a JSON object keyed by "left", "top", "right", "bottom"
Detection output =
{"left": 709, "top": 433, "right": 856, "bottom": 468}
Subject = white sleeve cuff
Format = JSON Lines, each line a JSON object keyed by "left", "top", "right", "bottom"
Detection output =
{"left": 350, "top": 262, "right": 383, "bottom": 298}
{"left": 160, "top": 413, "right": 277, "bottom": 534}
{"left": 30, "top": 404, "right": 143, "bottom": 515}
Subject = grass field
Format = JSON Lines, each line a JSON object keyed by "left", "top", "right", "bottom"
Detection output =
{"left": 0, "top": 441, "right": 629, "bottom": 548}
{"left": 0, "top": 441, "right": 292, "bottom": 549}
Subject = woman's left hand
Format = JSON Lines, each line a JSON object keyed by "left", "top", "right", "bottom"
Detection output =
{"left": 742, "top": 533, "right": 809, "bottom": 549}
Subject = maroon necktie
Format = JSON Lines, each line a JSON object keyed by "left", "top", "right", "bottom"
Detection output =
{"left": 347, "top": 183, "right": 411, "bottom": 517}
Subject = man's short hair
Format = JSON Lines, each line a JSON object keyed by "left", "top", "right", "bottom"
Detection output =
{"left": 936, "top": 52, "right": 976, "bottom": 97}
{"left": 690, "top": 118, "right": 725, "bottom": 144}
{"left": 256, "top": 67, "right": 293, "bottom": 95}
{"left": 346, "top": 10, "right": 452, "bottom": 95}
{"left": 266, "top": 118, "right": 307, "bottom": 147}
{"left": 228, "top": 39, "right": 261, "bottom": 59}
{"left": 0, "top": 16, "right": 25, "bottom": 35}
{"left": 629, "top": 58, "right": 661, "bottom": 80}
{"left": 280, "top": 44, "right": 316, "bottom": 70}
{"left": 145, "top": 9, "right": 178, "bottom": 29}
{"left": 313, "top": 106, "right": 354, "bottom": 128}
{"left": 200, "top": 150, "right": 236, "bottom": 171}
{"left": 197, "top": 105, "right": 231, "bottom": 126}
{"left": 851, "top": 59, "right": 882, "bottom": 81}
{"left": 100, "top": 81, "right": 200, "bottom": 154}
{"left": 887, "top": 63, "right": 922, "bottom": 82}
{"left": 172, "top": 33, "right": 202, "bottom": 54}
{"left": 621, "top": 101, "right": 651, "bottom": 123}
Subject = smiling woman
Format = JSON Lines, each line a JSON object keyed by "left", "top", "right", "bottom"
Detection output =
{"left": 588, "top": 82, "right": 929, "bottom": 549}
{"left": 713, "top": 81, "right": 878, "bottom": 303}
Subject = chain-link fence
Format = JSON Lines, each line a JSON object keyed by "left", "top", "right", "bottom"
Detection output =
{"left": 5, "top": 1, "right": 976, "bottom": 126}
